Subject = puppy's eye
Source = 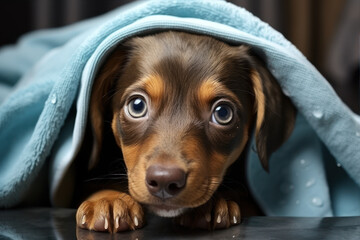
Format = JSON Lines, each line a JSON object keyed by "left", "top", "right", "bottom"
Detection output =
{"left": 211, "top": 104, "right": 233, "bottom": 125}
{"left": 127, "top": 97, "right": 147, "bottom": 118}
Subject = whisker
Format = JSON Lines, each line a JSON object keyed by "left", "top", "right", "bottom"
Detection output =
{"left": 84, "top": 174, "right": 128, "bottom": 182}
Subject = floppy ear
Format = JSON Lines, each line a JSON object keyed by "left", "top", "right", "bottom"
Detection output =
{"left": 88, "top": 47, "right": 128, "bottom": 170}
{"left": 250, "top": 56, "right": 296, "bottom": 171}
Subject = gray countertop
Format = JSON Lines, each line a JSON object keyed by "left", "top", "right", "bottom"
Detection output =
{"left": 0, "top": 208, "right": 359, "bottom": 240}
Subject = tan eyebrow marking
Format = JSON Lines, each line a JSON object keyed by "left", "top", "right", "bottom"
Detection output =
{"left": 197, "top": 78, "right": 239, "bottom": 109}
{"left": 142, "top": 74, "right": 165, "bottom": 104}
{"left": 121, "top": 74, "right": 165, "bottom": 105}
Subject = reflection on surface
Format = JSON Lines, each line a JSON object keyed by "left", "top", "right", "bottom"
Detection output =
{"left": 74, "top": 213, "right": 240, "bottom": 240}
{"left": 0, "top": 208, "right": 76, "bottom": 240}
{"left": 0, "top": 208, "right": 359, "bottom": 240}
{"left": 76, "top": 227, "right": 144, "bottom": 240}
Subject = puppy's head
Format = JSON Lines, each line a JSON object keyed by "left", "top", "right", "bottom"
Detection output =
{"left": 89, "top": 32, "right": 296, "bottom": 217}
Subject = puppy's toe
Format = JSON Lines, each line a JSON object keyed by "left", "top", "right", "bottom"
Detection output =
{"left": 112, "top": 195, "right": 144, "bottom": 232}
{"left": 228, "top": 200, "right": 241, "bottom": 226}
{"left": 76, "top": 200, "right": 94, "bottom": 230}
{"left": 77, "top": 199, "right": 112, "bottom": 232}
{"left": 213, "top": 199, "right": 241, "bottom": 229}
{"left": 213, "top": 197, "right": 230, "bottom": 229}
{"left": 93, "top": 215, "right": 110, "bottom": 232}
{"left": 92, "top": 199, "right": 112, "bottom": 232}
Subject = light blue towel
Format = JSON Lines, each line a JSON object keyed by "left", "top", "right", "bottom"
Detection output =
{"left": 1, "top": 0, "right": 359, "bottom": 216}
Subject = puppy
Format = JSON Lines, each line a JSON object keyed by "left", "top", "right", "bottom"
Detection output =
{"left": 75, "top": 31, "right": 296, "bottom": 232}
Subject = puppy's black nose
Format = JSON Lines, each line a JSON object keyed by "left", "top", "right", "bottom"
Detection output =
{"left": 146, "top": 165, "right": 186, "bottom": 199}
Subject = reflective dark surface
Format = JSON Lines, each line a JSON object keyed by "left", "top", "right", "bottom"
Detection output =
{"left": 0, "top": 208, "right": 359, "bottom": 240}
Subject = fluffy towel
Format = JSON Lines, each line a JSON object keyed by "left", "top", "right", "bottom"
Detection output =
{"left": 1, "top": 0, "right": 359, "bottom": 216}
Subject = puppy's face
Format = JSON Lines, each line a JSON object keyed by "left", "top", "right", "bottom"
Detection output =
{"left": 90, "top": 32, "right": 295, "bottom": 217}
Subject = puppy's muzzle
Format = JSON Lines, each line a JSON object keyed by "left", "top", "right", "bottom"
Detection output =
{"left": 145, "top": 165, "right": 187, "bottom": 199}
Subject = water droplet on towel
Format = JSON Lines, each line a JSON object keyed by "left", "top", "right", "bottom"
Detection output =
{"left": 299, "top": 159, "right": 310, "bottom": 168}
{"left": 51, "top": 94, "right": 57, "bottom": 104}
{"left": 312, "top": 109, "right": 323, "bottom": 119}
{"left": 311, "top": 197, "right": 324, "bottom": 207}
{"left": 280, "top": 182, "right": 294, "bottom": 194}
{"left": 282, "top": 88, "right": 290, "bottom": 96}
{"left": 305, "top": 178, "right": 316, "bottom": 188}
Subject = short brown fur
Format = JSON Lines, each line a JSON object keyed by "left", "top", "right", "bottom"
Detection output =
{"left": 76, "top": 31, "right": 296, "bottom": 232}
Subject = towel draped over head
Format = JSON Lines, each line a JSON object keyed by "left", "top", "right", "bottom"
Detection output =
{"left": 1, "top": 0, "right": 359, "bottom": 216}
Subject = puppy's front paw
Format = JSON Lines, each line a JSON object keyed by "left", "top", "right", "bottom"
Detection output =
{"left": 176, "top": 197, "right": 241, "bottom": 230}
{"left": 76, "top": 190, "right": 144, "bottom": 233}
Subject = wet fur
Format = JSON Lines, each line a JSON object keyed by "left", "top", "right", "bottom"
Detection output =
{"left": 75, "top": 31, "right": 296, "bottom": 232}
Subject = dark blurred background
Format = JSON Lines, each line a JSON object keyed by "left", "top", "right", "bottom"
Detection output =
{"left": 1, "top": 0, "right": 359, "bottom": 113}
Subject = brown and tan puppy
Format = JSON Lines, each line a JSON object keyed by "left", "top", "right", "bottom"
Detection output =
{"left": 75, "top": 31, "right": 296, "bottom": 232}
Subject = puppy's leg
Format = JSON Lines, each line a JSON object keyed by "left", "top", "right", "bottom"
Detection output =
{"left": 76, "top": 190, "right": 144, "bottom": 233}
{"left": 175, "top": 196, "right": 241, "bottom": 230}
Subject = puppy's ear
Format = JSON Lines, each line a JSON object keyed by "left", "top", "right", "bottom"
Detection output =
{"left": 250, "top": 56, "right": 296, "bottom": 171}
{"left": 88, "top": 47, "right": 128, "bottom": 170}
